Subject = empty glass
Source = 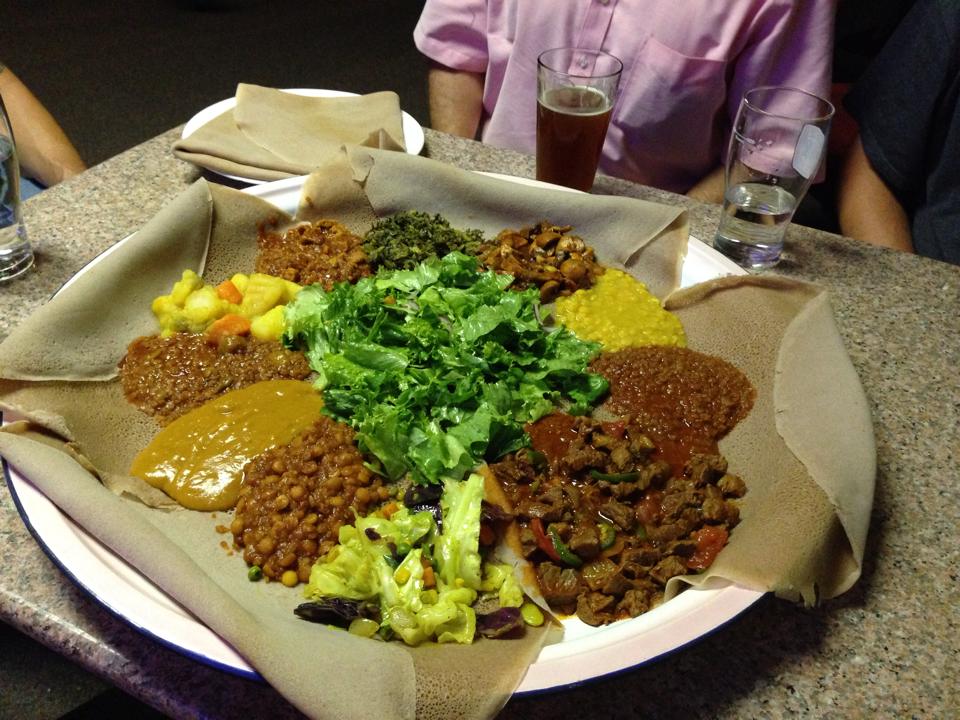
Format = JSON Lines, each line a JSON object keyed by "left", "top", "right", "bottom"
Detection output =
{"left": 0, "top": 92, "right": 33, "bottom": 282}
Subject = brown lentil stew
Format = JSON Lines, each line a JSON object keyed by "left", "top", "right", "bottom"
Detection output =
{"left": 591, "top": 346, "right": 756, "bottom": 472}
{"left": 118, "top": 333, "right": 311, "bottom": 425}
{"left": 476, "top": 222, "right": 604, "bottom": 303}
{"left": 231, "top": 415, "right": 393, "bottom": 585}
{"left": 255, "top": 219, "right": 372, "bottom": 288}
{"left": 490, "top": 412, "right": 746, "bottom": 626}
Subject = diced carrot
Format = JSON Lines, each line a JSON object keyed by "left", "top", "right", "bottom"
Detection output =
{"left": 422, "top": 564, "right": 436, "bottom": 588}
{"left": 206, "top": 313, "right": 251, "bottom": 340}
{"left": 216, "top": 279, "right": 243, "bottom": 304}
{"left": 381, "top": 501, "right": 400, "bottom": 519}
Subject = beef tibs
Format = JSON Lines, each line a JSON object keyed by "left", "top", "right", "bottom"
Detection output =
{"left": 489, "top": 413, "right": 747, "bottom": 626}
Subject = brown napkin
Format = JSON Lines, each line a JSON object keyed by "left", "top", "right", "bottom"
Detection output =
{"left": 0, "top": 148, "right": 874, "bottom": 718}
{"left": 173, "top": 84, "right": 407, "bottom": 181}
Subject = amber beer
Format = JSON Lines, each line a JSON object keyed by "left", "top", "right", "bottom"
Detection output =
{"left": 536, "top": 48, "right": 621, "bottom": 192}
{"left": 536, "top": 85, "right": 614, "bottom": 192}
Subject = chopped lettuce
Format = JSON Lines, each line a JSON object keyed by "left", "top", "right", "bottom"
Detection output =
{"left": 304, "top": 473, "right": 517, "bottom": 646}
{"left": 480, "top": 563, "right": 524, "bottom": 608}
{"left": 435, "top": 473, "right": 483, "bottom": 589}
{"left": 283, "top": 251, "right": 607, "bottom": 484}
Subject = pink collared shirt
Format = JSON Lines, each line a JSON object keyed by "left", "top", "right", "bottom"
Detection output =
{"left": 414, "top": 0, "right": 835, "bottom": 193}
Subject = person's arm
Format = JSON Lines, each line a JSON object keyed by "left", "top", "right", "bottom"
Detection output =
{"left": 0, "top": 64, "right": 86, "bottom": 187}
{"left": 685, "top": 165, "right": 726, "bottom": 204}
{"left": 836, "top": 135, "right": 914, "bottom": 253}
{"left": 426, "top": 62, "right": 484, "bottom": 139}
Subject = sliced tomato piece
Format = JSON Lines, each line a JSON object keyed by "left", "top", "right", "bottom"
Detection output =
{"left": 635, "top": 490, "right": 664, "bottom": 526}
{"left": 687, "top": 525, "right": 729, "bottom": 571}
{"left": 530, "top": 517, "right": 561, "bottom": 562}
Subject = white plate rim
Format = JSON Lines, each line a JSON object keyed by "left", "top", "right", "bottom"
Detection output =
{"left": 180, "top": 88, "right": 426, "bottom": 185}
{"left": 2, "top": 172, "right": 762, "bottom": 695}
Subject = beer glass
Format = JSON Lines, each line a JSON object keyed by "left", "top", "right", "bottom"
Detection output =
{"left": 536, "top": 48, "right": 622, "bottom": 192}
{"left": 714, "top": 86, "right": 834, "bottom": 269}
{"left": 0, "top": 92, "right": 33, "bottom": 282}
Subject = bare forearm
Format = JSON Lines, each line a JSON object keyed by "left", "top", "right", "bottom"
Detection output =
{"left": 0, "top": 65, "right": 86, "bottom": 187}
{"left": 426, "top": 63, "right": 484, "bottom": 139}
{"left": 685, "top": 165, "right": 726, "bottom": 204}
{"left": 837, "top": 136, "right": 913, "bottom": 253}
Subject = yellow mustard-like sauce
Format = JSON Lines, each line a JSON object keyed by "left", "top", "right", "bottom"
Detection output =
{"left": 130, "top": 379, "right": 323, "bottom": 511}
{"left": 555, "top": 268, "right": 686, "bottom": 350}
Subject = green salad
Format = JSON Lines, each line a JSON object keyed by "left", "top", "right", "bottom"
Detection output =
{"left": 298, "top": 473, "right": 530, "bottom": 646}
{"left": 283, "top": 251, "right": 608, "bottom": 485}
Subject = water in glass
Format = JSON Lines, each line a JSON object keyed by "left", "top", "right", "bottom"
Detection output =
{"left": 714, "top": 182, "right": 797, "bottom": 269}
{"left": 0, "top": 135, "right": 32, "bottom": 281}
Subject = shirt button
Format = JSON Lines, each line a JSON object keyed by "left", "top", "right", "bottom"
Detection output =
{"left": 578, "top": 56, "right": 589, "bottom": 69}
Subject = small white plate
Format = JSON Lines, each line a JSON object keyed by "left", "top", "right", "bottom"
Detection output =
{"left": 3, "top": 173, "right": 760, "bottom": 694}
{"left": 180, "top": 88, "right": 426, "bottom": 185}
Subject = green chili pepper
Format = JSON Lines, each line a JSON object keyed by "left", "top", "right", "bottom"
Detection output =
{"left": 547, "top": 526, "right": 583, "bottom": 568}
{"left": 524, "top": 448, "right": 549, "bottom": 471}
{"left": 597, "top": 522, "right": 617, "bottom": 550}
{"left": 589, "top": 469, "right": 640, "bottom": 483}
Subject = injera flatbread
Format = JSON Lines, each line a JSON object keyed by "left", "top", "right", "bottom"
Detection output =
{"left": 172, "top": 85, "right": 406, "bottom": 182}
{"left": 0, "top": 149, "right": 875, "bottom": 717}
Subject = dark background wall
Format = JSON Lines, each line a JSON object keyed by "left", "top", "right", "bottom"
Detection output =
{"left": 1, "top": 0, "right": 430, "bottom": 168}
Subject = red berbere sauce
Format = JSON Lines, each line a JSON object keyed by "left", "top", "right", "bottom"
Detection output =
{"left": 591, "top": 345, "right": 755, "bottom": 472}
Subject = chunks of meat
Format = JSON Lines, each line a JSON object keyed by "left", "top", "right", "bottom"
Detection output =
{"left": 718, "top": 472, "right": 747, "bottom": 497}
{"left": 537, "top": 562, "right": 581, "bottom": 606}
{"left": 567, "top": 524, "right": 600, "bottom": 559}
{"left": 256, "top": 219, "right": 371, "bottom": 288}
{"left": 616, "top": 588, "right": 652, "bottom": 618}
{"left": 488, "top": 412, "right": 748, "bottom": 627}
{"left": 598, "top": 499, "right": 635, "bottom": 531}
{"left": 686, "top": 453, "right": 728, "bottom": 486}
{"left": 517, "top": 485, "right": 566, "bottom": 522}
{"left": 650, "top": 556, "right": 689, "bottom": 585}
{"left": 577, "top": 592, "right": 617, "bottom": 627}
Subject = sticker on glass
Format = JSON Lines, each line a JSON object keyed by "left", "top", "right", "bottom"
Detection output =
{"left": 793, "top": 125, "right": 825, "bottom": 179}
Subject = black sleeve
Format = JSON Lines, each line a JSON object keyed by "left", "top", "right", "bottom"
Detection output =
{"left": 843, "top": 0, "right": 960, "bottom": 210}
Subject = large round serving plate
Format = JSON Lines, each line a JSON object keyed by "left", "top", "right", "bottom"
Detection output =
{"left": 180, "top": 88, "right": 426, "bottom": 185}
{"left": 3, "top": 173, "right": 761, "bottom": 693}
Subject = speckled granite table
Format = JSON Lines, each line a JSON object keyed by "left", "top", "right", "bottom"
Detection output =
{"left": 1, "top": 128, "right": 958, "bottom": 719}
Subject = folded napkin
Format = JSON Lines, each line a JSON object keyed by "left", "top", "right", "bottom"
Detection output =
{"left": 173, "top": 84, "right": 407, "bottom": 181}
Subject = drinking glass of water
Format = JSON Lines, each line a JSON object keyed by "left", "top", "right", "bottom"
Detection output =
{"left": 0, "top": 92, "right": 33, "bottom": 282}
{"left": 536, "top": 48, "right": 622, "bottom": 192}
{"left": 714, "top": 86, "right": 834, "bottom": 269}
